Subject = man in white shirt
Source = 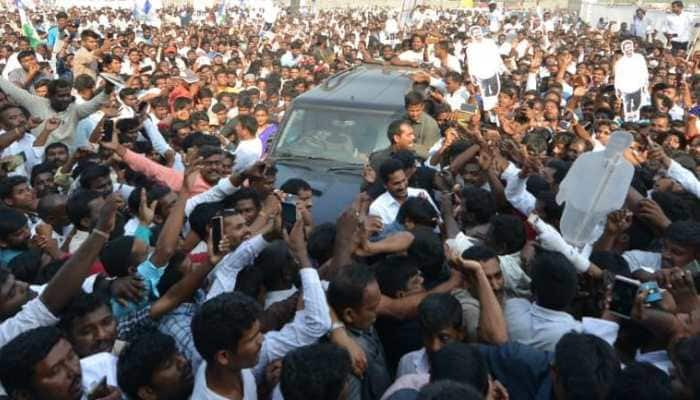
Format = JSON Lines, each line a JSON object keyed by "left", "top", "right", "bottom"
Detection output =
{"left": 280, "top": 40, "right": 303, "bottom": 68}
{"left": 392, "top": 34, "right": 427, "bottom": 67}
{"left": 369, "top": 158, "right": 439, "bottom": 226}
{"left": 488, "top": 2, "right": 503, "bottom": 33}
{"left": 664, "top": 1, "right": 693, "bottom": 54}
{"left": 442, "top": 71, "right": 470, "bottom": 112}
{"left": 614, "top": 40, "right": 649, "bottom": 122}
{"left": 233, "top": 115, "right": 263, "bottom": 174}
{"left": 467, "top": 25, "right": 504, "bottom": 111}
{"left": 431, "top": 40, "right": 462, "bottom": 74}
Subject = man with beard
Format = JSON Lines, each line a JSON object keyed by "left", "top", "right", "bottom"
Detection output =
{"left": 0, "top": 78, "right": 111, "bottom": 148}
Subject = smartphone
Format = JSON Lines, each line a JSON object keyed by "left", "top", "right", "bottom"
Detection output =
{"left": 140, "top": 65, "right": 153, "bottom": 73}
{"left": 609, "top": 276, "right": 640, "bottom": 319}
{"left": 281, "top": 194, "right": 297, "bottom": 232}
{"left": 420, "top": 62, "right": 432, "bottom": 69}
{"left": 102, "top": 120, "right": 114, "bottom": 142}
{"left": 211, "top": 216, "right": 224, "bottom": 254}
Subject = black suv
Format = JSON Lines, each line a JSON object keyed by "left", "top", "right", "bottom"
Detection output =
{"left": 269, "top": 65, "right": 415, "bottom": 224}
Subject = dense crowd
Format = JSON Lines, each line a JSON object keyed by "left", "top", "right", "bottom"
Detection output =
{"left": 0, "top": 1, "right": 699, "bottom": 399}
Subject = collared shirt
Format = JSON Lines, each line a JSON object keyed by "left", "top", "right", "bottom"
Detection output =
{"left": 369, "top": 187, "right": 439, "bottom": 226}
{"left": 346, "top": 326, "right": 392, "bottom": 400}
{"left": 280, "top": 51, "right": 302, "bottom": 67}
{"left": 505, "top": 298, "right": 619, "bottom": 352}
{"left": 380, "top": 374, "right": 429, "bottom": 400}
{"left": 80, "top": 352, "right": 119, "bottom": 394}
{"left": 0, "top": 297, "right": 59, "bottom": 348}
{"left": 207, "top": 235, "right": 270, "bottom": 300}
{"left": 478, "top": 342, "right": 554, "bottom": 400}
{"left": 396, "top": 348, "right": 429, "bottom": 378}
{"left": 444, "top": 87, "right": 470, "bottom": 111}
{"left": 664, "top": 12, "right": 693, "bottom": 43}
{"left": 614, "top": 53, "right": 648, "bottom": 94}
{"left": 406, "top": 112, "right": 441, "bottom": 160}
{"left": 159, "top": 296, "right": 203, "bottom": 371}
{"left": 73, "top": 47, "right": 99, "bottom": 80}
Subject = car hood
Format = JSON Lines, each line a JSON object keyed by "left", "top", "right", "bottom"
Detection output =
{"left": 274, "top": 161, "right": 362, "bottom": 225}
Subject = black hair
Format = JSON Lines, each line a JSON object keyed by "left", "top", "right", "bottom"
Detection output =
{"left": 0, "top": 326, "right": 65, "bottom": 397}
{"left": 327, "top": 263, "right": 376, "bottom": 314}
{"left": 254, "top": 240, "right": 296, "bottom": 290}
{"left": 0, "top": 207, "right": 27, "bottom": 239}
{"left": 45, "top": 142, "right": 69, "bottom": 158}
{"left": 117, "top": 332, "right": 181, "bottom": 399}
{"left": 66, "top": 189, "right": 102, "bottom": 228}
{"left": 408, "top": 228, "right": 447, "bottom": 285}
{"left": 189, "top": 202, "right": 224, "bottom": 239}
{"left": 156, "top": 251, "right": 188, "bottom": 296}
{"left": 191, "top": 292, "right": 262, "bottom": 362}
{"left": 546, "top": 159, "right": 571, "bottom": 185}
{"left": 664, "top": 220, "right": 700, "bottom": 248}
{"left": 461, "top": 245, "right": 498, "bottom": 262}
{"left": 374, "top": 255, "right": 420, "bottom": 298}
{"left": 417, "top": 381, "right": 483, "bottom": 400}
{"left": 307, "top": 223, "right": 335, "bottom": 265}
{"left": 672, "top": 335, "right": 700, "bottom": 396}
{"left": 127, "top": 184, "right": 171, "bottom": 216}
{"left": 397, "top": 197, "right": 439, "bottom": 228}
{"left": 280, "top": 343, "right": 352, "bottom": 400}
{"left": 16, "top": 49, "right": 35, "bottom": 62}
{"left": 181, "top": 132, "right": 220, "bottom": 152}
{"left": 78, "top": 164, "right": 110, "bottom": 189}
{"left": 607, "top": 362, "right": 671, "bottom": 400}
{"left": 379, "top": 158, "right": 405, "bottom": 184}
{"left": 58, "top": 291, "right": 110, "bottom": 334}
{"left": 387, "top": 119, "right": 411, "bottom": 144}
{"left": 418, "top": 293, "right": 463, "bottom": 336}
{"left": 280, "top": 178, "right": 311, "bottom": 196}
{"left": 537, "top": 191, "right": 564, "bottom": 223}
{"left": 651, "top": 191, "right": 692, "bottom": 223}
{"left": 237, "top": 114, "right": 258, "bottom": 135}
{"left": 488, "top": 214, "right": 526, "bottom": 254}
{"left": 225, "top": 187, "right": 262, "bottom": 210}
{"left": 100, "top": 236, "right": 136, "bottom": 277}
{"left": 531, "top": 250, "right": 578, "bottom": 310}
{"left": 554, "top": 333, "right": 620, "bottom": 400}
{"left": 429, "top": 343, "right": 489, "bottom": 395}
{"left": 589, "top": 251, "right": 631, "bottom": 277}
{"left": 460, "top": 186, "right": 496, "bottom": 226}
{"left": 0, "top": 176, "right": 28, "bottom": 200}
{"left": 30, "top": 162, "right": 55, "bottom": 186}
{"left": 405, "top": 91, "right": 425, "bottom": 108}
{"left": 73, "top": 74, "right": 96, "bottom": 91}
{"left": 392, "top": 150, "right": 417, "bottom": 169}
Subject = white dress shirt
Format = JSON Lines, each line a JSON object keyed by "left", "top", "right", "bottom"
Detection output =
{"left": 614, "top": 53, "right": 648, "bottom": 94}
{"left": 501, "top": 162, "right": 536, "bottom": 216}
{"left": 398, "top": 50, "right": 424, "bottom": 64}
{"left": 369, "top": 187, "right": 439, "bottom": 226}
{"left": 80, "top": 352, "right": 119, "bottom": 393}
{"left": 467, "top": 39, "right": 503, "bottom": 80}
{"left": 192, "top": 363, "right": 257, "bottom": 400}
{"left": 444, "top": 87, "right": 470, "bottom": 111}
{"left": 207, "top": 234, "right": 270, "bottom": 300}
{"left": 664, "top": 12, "right": 693, "bottom": 43}
{"left": 505, "top": 298, "right": 619, "bottom": 352}
{"left": 0, "top": 297, "right": 59, "bottom": 348}
{"left": 667, "top": 159, "right": 700, "bottom": 199}
{"left": 396, "top": 348, "right": 429, "bottom": 378}
{"left": 432, "top": 54, "right": 462, "bottom": 74}
{"left": 0, "top": 131, "right": 43, "bottom": 177}
{"left": 233, "top": 138, "right": 263, "bottom": 173}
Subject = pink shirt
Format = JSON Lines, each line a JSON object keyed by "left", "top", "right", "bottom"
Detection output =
{"left": 123, "top": 149, "right": 211, "bottom": 196}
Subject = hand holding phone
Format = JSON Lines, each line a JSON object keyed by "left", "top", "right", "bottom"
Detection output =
{"left": 609, "top": 276, "right": 640, "bottom": 318}
{"left": 211, "top": 216, "right": 224, "bottom": 254}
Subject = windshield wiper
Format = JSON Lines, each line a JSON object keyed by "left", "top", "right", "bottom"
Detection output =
{"left": 274, "top": 153, "right": 332, "bottom": 162}
{"left": 327, "top": 164, "right": 364, "bottom": 173}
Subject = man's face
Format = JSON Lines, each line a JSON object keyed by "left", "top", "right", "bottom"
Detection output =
{"left": 19, "top": 54, "right": 37, "bottom": 72}
{"left": 0, "top": 106, "right": 28, "bottom": 130}
{"left": 297, "top": 188, "right": 313, "bottom": 212}
{"left": 50, "top": 86, "right": 74, "bottom": 112}
{"left": 411, "top": 36, "right": 424, "bottom": 51}
{"left": 423, "top": 325, "right": 464, "bottom": 354}
{"left": 224, "top": 214, "right": 252, "bottom": 249}
{"left": 672, "top": 3, "right": 682, "bottom": 14}
{"left": 33, "top": 172, "right": 57, "bottom": 197}
{"left": 6, "top": 182, "right": 36, "bottom": 212}
{"left": 347, "top": 281, "right": 381, "bottom": 331}
{"left": 46, "top": 146, "right": 69, "bottom": 166}
{"left": 250, "top": 174, "right": 276, "bottom": 199}
{"left": 83, "top": 36, "right": 98, "bottom": 51}
{"left": 482, "top": 258, "right": 505, "bottom": 302}
{"left": 462, "top": 163, "right": 486, "bottom": 187}
{"left": 149, "top": 352, "right": 194, "bottom": 400}
{"left": 592, "top": 68, "right": 605, "bottom": 85}
{"left": 88, "top": 175, "right": 113, "bottom": 197}
{"left": 661, "top": 239, "right": 695, "bottom": 269}
{"left": 66, "top": 304, "right": 117, "bottom": 357}
{"left": 32, "top": 339, "right": 83, "bottom": 400}
{"left": 622, "top": 42, "right": 634, "bottom": 57}
{"left": 406, "top": 103, "right": 423, "bottom": 123}
{"left": 0, "top": 273, "right": 35, "bottom": 319}
{"left": 651, "top": 117, "right": 669, "bottom": 132}
{"left": 234, "top": 199, "right": 259, "bottom": 226}
{"left": 122, "top": 94, "right": 138, "bottom": 109}
{"left": 228, "top": 320, "right": 264, "bottom": 369}
{"left": 385, "top": 169, "right": 408, "bottom": 201}
{"left": 201, "top": 154, "right": 224, "bottom": 184}
{"left": 596, "top": 124, "right": 612, "bottom": 145}
{"left": 57, "top": 17, "right": 68, "bottom": 29}
{"left": 393, "top": 124, "right": 416, "bottom": 150}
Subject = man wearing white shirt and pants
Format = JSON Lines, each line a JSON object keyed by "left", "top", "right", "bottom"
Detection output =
{"left": 664, "top": 1, "right": 693, "bottom": 54}
{"left": 467, "top": 25, "right": 504, "bottom": 111}
{"left": 614, "top": 40, "right": 649, "bottom": 122}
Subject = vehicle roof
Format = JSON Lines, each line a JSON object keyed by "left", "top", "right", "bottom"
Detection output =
{"left": 293, "top": 65, "right": 416, "bottom": 112}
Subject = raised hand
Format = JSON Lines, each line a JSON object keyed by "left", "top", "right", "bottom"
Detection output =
{"left": 95, "top": 193, "right": 125, "bottom": 233}
{"left": 138, "top": 188, "right": 157, "bottom": 225}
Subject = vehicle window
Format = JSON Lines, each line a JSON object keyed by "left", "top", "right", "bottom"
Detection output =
{"left": 273, "top": 107, "right": 395, "bottom": 164}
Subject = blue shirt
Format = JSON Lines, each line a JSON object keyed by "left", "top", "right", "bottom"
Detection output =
{"left": 110, "top": 258, "right": 165, "bottom": 319}
{"left": 478, "top": 342, "right": 554, "bottom": 400}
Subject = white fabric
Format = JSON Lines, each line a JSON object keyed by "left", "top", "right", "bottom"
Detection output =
{"left": 614, "top": 53, "right": 648, "bottom": 94}
{"left": 467, "top": 39, "right": 503, "bottom": 80}
{"left": 664, "top": 12, "right": 692, "bottom": 43}
{"left": 207, "top": 234, "right": 269, "bottom": 300}
{"left": 667, "top": 159, "right": 700, "bottom": 199}
{"left": 80, "top": 352, "right": 119, "bottom": 392}
{"left": 622, "top": 250, "right": 661, "bottom": 273}
{"left": 396, "top": 348, "right": 429, "bottom": 378}
{"left": 233, "top": 138, "right": 263, "bottom": 173}
{"left": 0, "top": 297, "right": 59, "bottom": 348}
{"left": 192, "top": 363, "right": 257, "bottom": 400}
{"left": 369, "top": 187, "right": 439, "bottom": 226}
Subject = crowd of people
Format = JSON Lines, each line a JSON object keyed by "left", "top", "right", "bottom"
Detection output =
{"left": 0, "top": 0, "right": 699, "bottom": 399}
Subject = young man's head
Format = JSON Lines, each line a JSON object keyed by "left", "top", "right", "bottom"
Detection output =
{"left": 0, "top": 176, "right": 36, "bottom": 212}
{"left": 0, "top": 267, "right": 36, "bottom": 320}
{"left": 280, "top": 343, "right": 352, "bottom": 400}
{"left": 552, "top": 333, "right": 620, "bottom": 400}
{"left": 328, "top": 263, "right": 381, "bottom": 331}
{"left": 280, "top": 178, "right": 313, "bottom": 210}
{"left": 661, "top": 221, "right": 700, "bottom": 269}
{"left": 462, "top": 246, "right": 504, "bottom": 303}
{"left": 118, "top": 332, "right": 194, "bottom": 400}
{"left": 0, "top": 103, "right": 29, "bottom": 131}
{"left": 235, "top": 115, "right": 258, "bottom": 140}
{"left": 78, "top": 164, "right": 112, "bottom": 197}
{"left": 100, "top": 235, "right": 149, "bottom": 277}
{"left": 0, "top": 207, "right": 30, "bottom": 252}
{"left": 45, "top": 142, "right": 70, "bottom": 166}
{"left": 195, "top": 145, "right": 225, "bottom": 186}
{"left": 66, "top": 189, "right": 104, "bottom": 231}
{"left": 404, "top": 91, "right": 425, "bottom": 123}
{"left": 48, "top": 79, "right": 75, "bottom": 112}
{"left": 191, "top": 292, "right": 263, "bottom": 371}
{"left": 31, "top": 162, "right": 58, "bottom": 198}
{"left": 386, "top": 119, "right": 415, "bottom": 151}
{"left": 607, "top": 361, "right": 672, "bottom": 400}
{"left": 485, "top": 214, "right": 526, "bottom": 256}
{"left": 429, "top": 343, "right": 494, "bottom": 398}
{"left": 59, "top": 292, "right": 117, "bottom": 358}
{"left": 0, "top": 327, "right": 83, "bottom": 400}
{"left": 374, "top": 255, "right": 425, "bottom": 299}
{"left": 418, "top": 293, "right": 465, "bottom": 354}
{"left": 379, "top": 158, "right": 408, "bottom": 202}
{"left": 531, "top": 250, "right": 578, "bottom": 311}
{"left": 226, "top": 188, "right": 261, "bottom": 226}
{"left": 37, "top": 193, "right": 70, "bottom": 233}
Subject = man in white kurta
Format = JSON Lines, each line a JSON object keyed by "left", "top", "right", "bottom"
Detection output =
{"left": 466, "top": 25, "right": 504, "bottom": 111}
{"left": 614, "top": 40, "right": 649, "bottom": 121}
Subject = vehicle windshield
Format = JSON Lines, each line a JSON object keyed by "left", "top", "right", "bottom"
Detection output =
{"left": 272, "top": 106, "right": 397, "bottom": 164}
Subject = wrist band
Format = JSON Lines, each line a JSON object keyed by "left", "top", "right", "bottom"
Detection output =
{"left": 92, "top": 229, "right": 110, "bottom": 239}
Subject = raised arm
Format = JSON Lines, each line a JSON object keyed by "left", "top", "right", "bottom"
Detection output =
{"left": 150, "top": 176, "right": 192, "bottom": 267}
{"left": 41, "top": 194, "right": 123, "bottom": 315}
